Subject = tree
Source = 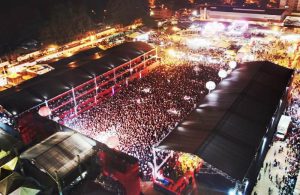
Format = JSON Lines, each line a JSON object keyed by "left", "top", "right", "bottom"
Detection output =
{"left": 156, "top": 0, "right": 191, "bottom": 10}
{"left": 105, "top": 0, "right": 151, "bottom": 25}
{"left": 39, "top": 1, "right": 94, "bottom": 44}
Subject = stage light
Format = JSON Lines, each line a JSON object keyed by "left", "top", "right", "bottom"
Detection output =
{"left": 172, "top": 26, "right": 180, "bottom": 31}
{"left": 186, "top": 38, "right": 211, "bottom": 50}
{"left": 229, "top": 61, "right": 237, "bottom": 69}
{"left": 38, "top": 106, "right": 52, "bottom": 117}
{"left": 206, "top": 81, "right": 216, "bottom": 93}
{"left": 167, "top": 49, "right": 176, "bottom": 57}
{"left": 218, "top": 69, "right": 228, "bottom": 80}
{"left": 192, "top": 10, "right": 197, "bottom": 16}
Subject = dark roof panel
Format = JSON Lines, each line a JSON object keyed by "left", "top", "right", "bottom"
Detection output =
{"left": 0, "top": 42, "right": 154, "bottom": 114}
{"left": 157, "top": 61, "right": 293, "bottom": 181}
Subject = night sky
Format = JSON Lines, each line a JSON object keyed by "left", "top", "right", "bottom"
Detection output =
{"left": 0, "top": 1, "right": 52, "bottom": 47}
{"left": 0, "top": 0, "right": 107, "bottom": 54}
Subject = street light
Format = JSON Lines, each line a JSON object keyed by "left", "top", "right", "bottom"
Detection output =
{"left": 206, "top": 81, "right": 216, "bottom": 93}
{"left": 218, "top": 69, "right": 228, "bottom": 81}
{"left": 157, "top": 21, "right": 163, "bottom": 33}
{"left": 229, "top": 61, "right": 237, "bottom": 69}
{"left": 158, "top": 21, "right": 163, "bottom": 27}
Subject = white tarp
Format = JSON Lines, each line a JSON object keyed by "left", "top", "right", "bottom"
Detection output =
{"left": 9, "top": 187, "right": 40, "bottom": 195}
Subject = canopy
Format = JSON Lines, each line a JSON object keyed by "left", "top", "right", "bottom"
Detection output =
{"left": 0, "top": 171, "right": 23, "bottom": 195}
{"left": 9, "top": 186, "right": 40, "bottom": 195}
{"left": 20, "top": 131, "right": 96, "bottom": 179}
{"left": 0, "top": 42, "right": 154, "bottom": 115}
{"left": 157, "top": 61, "right": 293, "bottom": 181}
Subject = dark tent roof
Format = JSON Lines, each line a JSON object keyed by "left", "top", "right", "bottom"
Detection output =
{"left": 44, "top": 47, "right": 103, "bottom": 68}
{"left": 20, "top": 131, "right": 96, "bottom": 179}
{"left": 157, "top": 61, "right": 293, "bottom": 181}
{"left": 0, "top": 42, "right": 153, "bottom": 115}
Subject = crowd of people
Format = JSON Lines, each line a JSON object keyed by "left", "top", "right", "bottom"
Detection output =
{"left": 65, "top": 58, "right": 220, "bottom": 180}
{"left": 49, "top": 21, "right": 300, "bottom": 190}
{"left": 253, "top": 72, "right": 300, "bottom": 195}
{"left": 249, "top": 38, "right": 298, "bottom": 68}
{"left": 159, "top": 152, "right": 201, "bottom": 182}
{"left": 95, "top": 174, "right": 126, "bottom": 195}
{"left": 48, "top": 54, "right": 156, "bottom": 120}
{"left": 0, "top": 105, "right": 14, "bottom": 127}
{"left": 283, "top": 73, "right": 300, "bottom": 194}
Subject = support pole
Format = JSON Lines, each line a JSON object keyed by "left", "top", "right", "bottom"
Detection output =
{"left": 71, "top": 87, "right": 77, "bottom": 115}
{"left": 45, "top": 100, "right": 49, "bottom": 107}
{"left": 55, "top": 171, "right": 63, "bottom": 195}
{"left": 152, "top": 148, "right": 173, "bottom": 179}
{"left": 130, "top": 59, "right": 132, "bottom": 75}
{"left": 156, "top": 151, "right": 173, "bottom": 175}
{"left": 77, "top": 155, "right": 84, "bottom": 181}
{"left": 94, "top": 76, "right": 98, "bottom": 103}
{"left": 143, "top": 53, "right": 146, "bottom": 68}
{"left": 113, "top": 69, "right": 116, "bottom": 84}
{"left": 45, "top": 100, "right": 51, "bottom": 119}
{"left": 152, "top": 147, "right": 157, "bottom": 179}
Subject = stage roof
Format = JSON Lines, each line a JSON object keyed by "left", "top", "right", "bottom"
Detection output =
{"left": 0, "top": 42, "right": 153, "bottom": 115}
{"left": 157, "top": 61, "right": 293, "bottom": 181}
{"left": 20, "top": 131, "right": 96, "bottom": 179}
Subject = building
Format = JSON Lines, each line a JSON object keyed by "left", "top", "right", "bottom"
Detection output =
{"left": 280, "top": 0, "right": 300, "bottom": 11}
{"left": 206, "top": 6, "right": 286, "bottom": 22}
{"left": 156, "top": 61, "right": 294, "bottom": 194}
{"left": 0, "top": 42, "right": 158, "bottom": 145}
{"left": 0, "top": 128, "right": 24, "bottom": 195}
{"left": 151, "top": 7, "right": 173, "bottom": 19}
{"left": 149, "top": 0, "right": 155, "bottom": 7}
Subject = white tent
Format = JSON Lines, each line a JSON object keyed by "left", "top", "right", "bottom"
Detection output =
{"left": 9, "top": 187, "right": 40, "bottom": 195}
